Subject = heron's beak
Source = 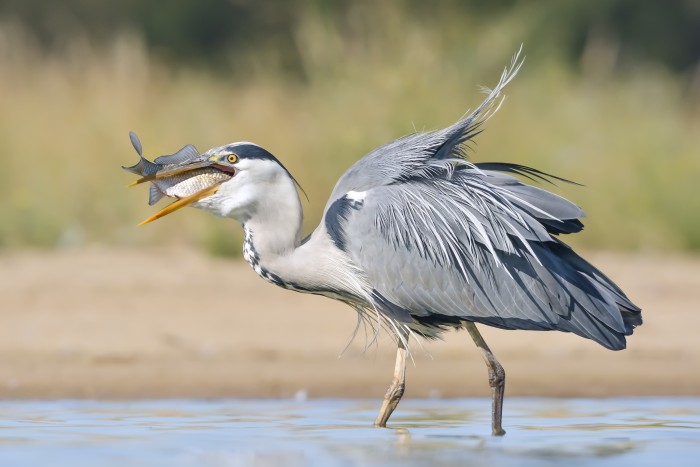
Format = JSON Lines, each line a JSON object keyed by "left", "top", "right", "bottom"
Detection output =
{"left": 138, "top": 182, "right": 223, "bottom": 226}
{"left": 129, "top": 159, "right": 217, "bottom": 187}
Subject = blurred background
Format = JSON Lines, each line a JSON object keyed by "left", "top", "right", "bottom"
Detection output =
{"left": 1, "top": 0, "right": 699, "bottom": 252}
{"left": 0, "top": 0, "right": 699, "bottom": 399}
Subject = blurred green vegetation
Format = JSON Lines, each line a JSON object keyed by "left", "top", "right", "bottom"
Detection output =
{"left": 0, "top": 1, "right": 698, "bottom": 254}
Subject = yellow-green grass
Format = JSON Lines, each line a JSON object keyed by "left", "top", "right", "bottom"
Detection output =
{"left": 0, "top": 20, "right": 698, "bottom": 255}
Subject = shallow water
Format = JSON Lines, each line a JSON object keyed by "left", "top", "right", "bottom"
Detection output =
{"left": 0, "top": 398, "right": 699, "bottom": 466}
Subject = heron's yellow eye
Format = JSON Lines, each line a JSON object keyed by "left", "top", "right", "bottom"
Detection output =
{"left": 227, "top": 154, "right": 238, "bottom": 164}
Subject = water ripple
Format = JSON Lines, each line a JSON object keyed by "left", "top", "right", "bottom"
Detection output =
{"left": 0, "top": 398, "right": 698, "bottom": 466}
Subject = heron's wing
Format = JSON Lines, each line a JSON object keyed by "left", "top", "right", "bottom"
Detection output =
{"left": 331, "top": 173, "right": 640, "bottom": 350}
{"left": 325, "top": 48, "right": 523, "bottom": 210}
{"left": 477, "top": 166, "right": 585, "bottom": 235}
{"left": 322, "top": 46, "right": 640, "bottom": 348}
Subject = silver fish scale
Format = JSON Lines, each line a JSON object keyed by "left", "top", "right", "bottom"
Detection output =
{"left": 157, "top": 169, "right": 231, "bottom": 199}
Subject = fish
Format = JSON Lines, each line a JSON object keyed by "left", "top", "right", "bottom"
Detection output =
{"left": 123, "top": 131, "right": 232, "bottom": 225}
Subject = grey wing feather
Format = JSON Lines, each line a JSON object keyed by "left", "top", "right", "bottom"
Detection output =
{"left": 478, "top": 167, "right": 585, "bottom": 235}
{"left": 341, "top": 183, "right": 639, "bottom": 350}
{"left": 325, "top": 47, "right": 524, "bottom": 210}
{"left": 324, "top": 46, "right": 640, "bottom": 349}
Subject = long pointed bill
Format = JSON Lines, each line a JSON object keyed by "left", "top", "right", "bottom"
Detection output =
{"left": 129, "top": 160, "right": 216, "bottom": 187}
{"left": 138, "top": 183, "right": 223, "bottom": 226}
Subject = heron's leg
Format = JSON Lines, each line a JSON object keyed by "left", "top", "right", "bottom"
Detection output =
{"left": 464, "top": 322, "right": 506, "bottom": 436}
{"left": 374, "top": 329, "right": 409, "bottom": 427}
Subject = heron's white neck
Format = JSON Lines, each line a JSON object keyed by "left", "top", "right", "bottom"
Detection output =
{"left": 237, "top": 177, "right": 312, "bottom": 288}
{"left": 225, "top": 164, "right": 367, "bottom": 300}
{"left": 242, "top": 213, "right": 369, "bottom": 307}
{"left": 218, "top": 160, "right": 304, "bottom": 261}
{"left": 242, "top": 198, "right": 303, "bottom": 257}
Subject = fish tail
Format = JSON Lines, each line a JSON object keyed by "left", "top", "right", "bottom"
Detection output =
{"left": 122, "top": 155, "right": 160, "bottom": 177}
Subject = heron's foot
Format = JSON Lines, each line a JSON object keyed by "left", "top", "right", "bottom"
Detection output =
{"left": 488, "top": 366, "right": 506, "bottom": 436}
{"left": 374, "top": 382, "right": 405, "bottom": 427}
{"left": 374, "top": 419, "right": 388, "bottom": 428}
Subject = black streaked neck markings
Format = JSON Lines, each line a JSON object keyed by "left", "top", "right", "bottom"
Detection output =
{"left": 243, "top": 227, "right": 347, "bottom": 298}
{"left": 242, "top": 227, "right": 287, "bottom": 287}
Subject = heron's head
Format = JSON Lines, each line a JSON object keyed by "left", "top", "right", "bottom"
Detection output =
{"left": 197, "top": 143, "right": 302, "bottom": 222}
{"left": 139, "top": 142, "right": 302, "bottom": 225}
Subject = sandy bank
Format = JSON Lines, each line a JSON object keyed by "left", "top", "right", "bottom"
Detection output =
{"left": 0, "top": 249, "right": 697, "bottom": 399}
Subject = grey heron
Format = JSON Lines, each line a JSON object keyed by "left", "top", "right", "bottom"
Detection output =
{"left": 124, "top": 50, "right": 642, "bottom": 435}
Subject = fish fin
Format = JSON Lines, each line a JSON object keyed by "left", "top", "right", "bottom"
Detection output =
{"left": 148, "top": 184, "right": 165, "bottom": 205}
{"left": 129, "top": 131, "right": 143, "bottom": 156}
{"left": 154, "top": 145, "right": 199, "bottom": 165}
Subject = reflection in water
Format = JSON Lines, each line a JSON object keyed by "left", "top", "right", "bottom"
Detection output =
{"left": 0, "top": 398, "right": 698, "bottom": 466}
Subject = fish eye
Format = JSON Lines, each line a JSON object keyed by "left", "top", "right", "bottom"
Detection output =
{"left": 227, "top": 154, "right": 238, "bottom": 164}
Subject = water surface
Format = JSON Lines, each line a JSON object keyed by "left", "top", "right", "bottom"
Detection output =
{"left": 1, "top": 398, "right": 699, "bottom": 466}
